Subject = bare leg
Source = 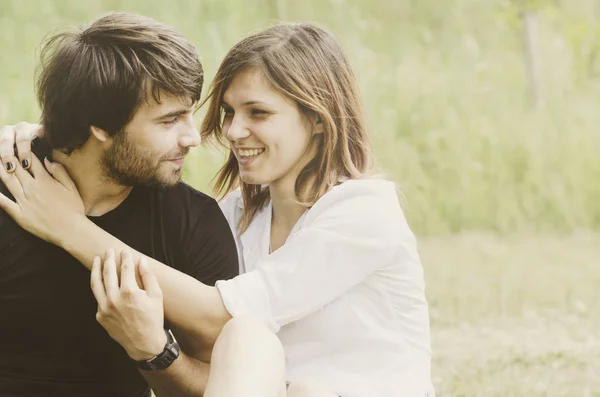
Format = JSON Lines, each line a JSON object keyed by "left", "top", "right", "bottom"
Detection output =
{"left": 203, "top": 316, "right": 287, "bottom": 397}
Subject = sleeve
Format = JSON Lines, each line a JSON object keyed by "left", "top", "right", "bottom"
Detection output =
{"left": 215, "top": 192, "right": 409, "bottom": 333}
{"left": 178, "top": 198, "right": 240, "bottom": 286}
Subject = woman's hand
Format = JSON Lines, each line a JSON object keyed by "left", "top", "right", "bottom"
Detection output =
{"left": 0, "top": 153, "right": 86, "bottom": 247}
{"left": 91, "top": 249, "right": 167, "bottom": 361}
{"left": 0, "top": 122, "right": 43, "bottom": 172}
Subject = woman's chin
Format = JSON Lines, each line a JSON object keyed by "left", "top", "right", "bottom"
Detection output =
{"left": 239, "top": 171, "right": 271, "bottom": 187}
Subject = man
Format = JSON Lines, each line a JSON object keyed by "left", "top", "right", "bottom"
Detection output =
{"left": 0, "top": 12, "right": 239, "bottom": 397}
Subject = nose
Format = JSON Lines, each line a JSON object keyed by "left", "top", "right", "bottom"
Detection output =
{"left": 178, "top": 115, "right": 201, "bottom": 148}
{"left": 225, "top": 115, "right": 251, "bottom": 143}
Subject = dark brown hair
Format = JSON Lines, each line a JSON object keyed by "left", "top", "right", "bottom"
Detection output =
{"left": 200, "top": 23, "right": 374, "bottom": 232}
{"left": 36, "top": 12, "right": 204, "bottom": 152}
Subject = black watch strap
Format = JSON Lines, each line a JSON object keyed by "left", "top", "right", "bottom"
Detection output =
{"left": 135, "top": 329, "right": 180, "bottom": 371}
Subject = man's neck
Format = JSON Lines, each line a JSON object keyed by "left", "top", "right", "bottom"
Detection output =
{"left": 52, "top": 149, "right": 133, "bottom": 217}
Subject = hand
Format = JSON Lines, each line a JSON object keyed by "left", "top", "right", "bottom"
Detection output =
{"left": 91, "top": 249, "right": 167, "bottom": 361}
{"left": 0, "top": 122, "right": 43, "bottom": 173}
{"left": 0, "top": 154, "right": 86, "bottom": 247}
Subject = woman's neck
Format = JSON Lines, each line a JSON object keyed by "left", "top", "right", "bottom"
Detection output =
{"left": 269, "top": 179, "right": 307, "bottom": 233}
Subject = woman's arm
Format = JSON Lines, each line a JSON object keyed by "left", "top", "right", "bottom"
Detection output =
{"left": 0, "top": 154, "right": 231, "bottom": 359}
{"left": 68, "top": 219, "right": 231, "bottom": 358}
{"left": 90, "top": 249, "right": 212, "bottom": 396}
{"left": 215, "top": 185, "right": 414, "bottom": 333}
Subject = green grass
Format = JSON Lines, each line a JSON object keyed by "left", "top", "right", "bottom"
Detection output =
{"left": 2, "top": 0, "right": 600, "bottom": 235}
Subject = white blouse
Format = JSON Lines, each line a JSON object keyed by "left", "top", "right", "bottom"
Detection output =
{"left": 216, "top": 179, "right": 435, "bottom": 397}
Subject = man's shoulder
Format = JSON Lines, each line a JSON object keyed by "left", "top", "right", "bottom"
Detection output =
{"left": 0, "top": 183, "right": 16, "bottom": 225}
{"left": 0, "top": 184, "right": 31, "bottom": 248}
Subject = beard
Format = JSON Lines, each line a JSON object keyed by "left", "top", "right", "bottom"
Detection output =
{"left": 101, "top": 130, "right": 188, "bottom": 189}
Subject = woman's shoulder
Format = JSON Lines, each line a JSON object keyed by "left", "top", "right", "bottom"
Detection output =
{"left": 311, "top": 178, "right": 402, "bottom": 216}
{"left": 306, "top": 177, "right": 411, "bottom": 239}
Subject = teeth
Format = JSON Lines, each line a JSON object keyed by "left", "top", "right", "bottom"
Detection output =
{"left": 239, "top": 148, "right": 265, "bottom": 157}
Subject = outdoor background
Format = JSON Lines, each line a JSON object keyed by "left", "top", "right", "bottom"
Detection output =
{"left": 1, "top": 0, "right": 599, "bottom": 395}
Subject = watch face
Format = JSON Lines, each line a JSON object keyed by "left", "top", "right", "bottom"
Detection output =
{"left": 148, "top": 347, "right": 179, "bottom": 370}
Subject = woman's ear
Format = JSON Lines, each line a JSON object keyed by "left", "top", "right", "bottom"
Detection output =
{"left": 314, "top": 115, "right": 325, "bottom": 135}
{"left": 90, "top": 126, "right": 110, "bottom": 142}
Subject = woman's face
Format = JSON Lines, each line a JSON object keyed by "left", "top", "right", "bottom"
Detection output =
{"left": 221, "top": 68, "right": 322, "bottom": 188}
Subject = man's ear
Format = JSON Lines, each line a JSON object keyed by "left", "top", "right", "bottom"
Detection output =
{"left": 90, "top": 126, "right": 110, "bottom": 142}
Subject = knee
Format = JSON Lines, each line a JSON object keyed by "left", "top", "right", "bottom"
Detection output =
{"left": 212, "top": 316, "right": 284, "bottom": 361}
{"left": 219, "top": 316, "right": 276, "bottom": 343}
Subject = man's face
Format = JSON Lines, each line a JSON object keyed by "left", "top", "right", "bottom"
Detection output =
{"left": 101, "top": 93, "right": 200, "bottom": 189}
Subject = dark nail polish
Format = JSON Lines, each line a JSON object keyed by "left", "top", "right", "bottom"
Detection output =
{"left": 5, "top": 162, "right": 13, "bottom": 171}
{"left": 22, "top": 159, "right": 29, "bottom": 169}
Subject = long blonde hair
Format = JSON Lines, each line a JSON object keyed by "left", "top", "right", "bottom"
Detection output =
{"left": 201, "top": 23, "right": 374, "bottom": 232}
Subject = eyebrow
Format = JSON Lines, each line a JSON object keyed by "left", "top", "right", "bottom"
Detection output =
{"left": 221, "top": 100, "right": 271, "bottom": 108}
{"left": 153, "top": 108, "right": 191, "bottom": 121}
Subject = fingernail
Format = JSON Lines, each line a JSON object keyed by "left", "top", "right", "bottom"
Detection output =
{"left": 22, "top": 159, "right": 29, "bottom": 169}
{"left": 5, "top": 162, "right": 13, "bottom": 171}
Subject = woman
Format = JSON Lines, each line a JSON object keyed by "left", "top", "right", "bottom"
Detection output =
{"left": 0, "top": 23, "right": 434, "bottom": 397}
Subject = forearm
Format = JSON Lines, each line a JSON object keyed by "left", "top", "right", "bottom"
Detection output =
{"left": 63, "top": 219, "right": 231, "bottom": 354}
{"left": 142, "top": 350, "right": 211, "bottom": 397}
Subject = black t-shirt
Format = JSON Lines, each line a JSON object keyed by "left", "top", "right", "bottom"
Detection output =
{"left": 0, "top": 165, "right": 239, "bottom": 396}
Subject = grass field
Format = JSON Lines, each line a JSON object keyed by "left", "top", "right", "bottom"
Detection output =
{"left": 421, "top": 233, "right": 600, "bottom": 396}
{"left": 2, "top": 0, "right": 600, "bottom": 395}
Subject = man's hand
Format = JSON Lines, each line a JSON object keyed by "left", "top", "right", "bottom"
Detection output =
{"left": 91, "top": 248, "right": 168, "bottom": 361}
{"left": 0, "top": 122, "right": 43, "bottom": 173}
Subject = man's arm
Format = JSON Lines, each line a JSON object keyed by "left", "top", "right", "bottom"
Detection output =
{"left": 141, "top": 352, "right": 210, "bottom": 397}
{"left": 90, "top": 251, "right": 214, "bottom": 397}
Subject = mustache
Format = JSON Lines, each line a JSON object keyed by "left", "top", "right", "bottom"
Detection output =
{"left": 161, "top": 148, "right": 190, "bottom": 160}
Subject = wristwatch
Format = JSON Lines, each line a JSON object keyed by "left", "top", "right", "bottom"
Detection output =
{"left": 135, "top": 329, "right": 180, "bottom": 371}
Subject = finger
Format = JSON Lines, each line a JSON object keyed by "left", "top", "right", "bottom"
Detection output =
{"left": 44, "top": 158, "right": 77, "bottom": 192}
{"left": 0, "top": 161, "right": 25, "bottom": 200}
{"left": 103, "top": 248, "right": 120, "bottom": 301}
{"left": 90, "top": 256, "right": 108, "bottom": 308}
{"left": 13, "top": 159, "right": 34, "bottom": 187}
{"left": 27, "top": 153, "right": 50, "bottom": 180}
{"left": 0, "top": 125, "right": 17, "bottom": 173}
{"left": 0, "top": 191, "right": 20, "bottom": 218}
{"left": 33, "top": 125, "right": 45, "bottom": 139}
{"left": 120, "top": 250, "right": 138, "bottom": 292}
{"left": 138, "top": 257, "right": 162, "bottom": 297}
{"left": 14, "top": 122, "right": 40, "bottom": 171}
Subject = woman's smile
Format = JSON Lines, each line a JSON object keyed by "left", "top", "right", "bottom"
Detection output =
{"left": 234, "top": 147, "right": 266, "bottom": 168}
